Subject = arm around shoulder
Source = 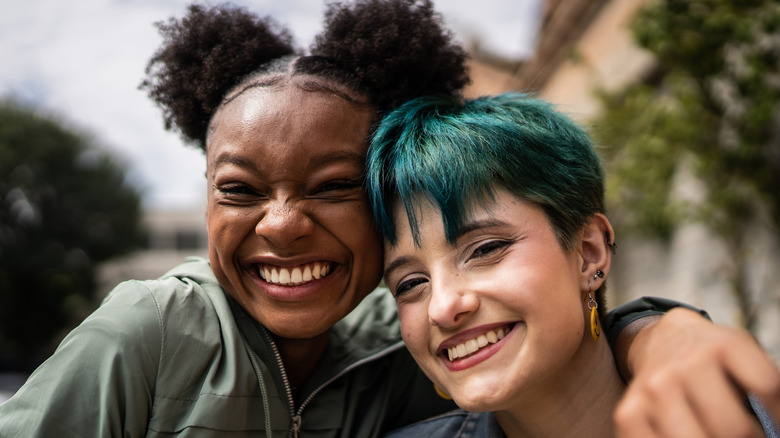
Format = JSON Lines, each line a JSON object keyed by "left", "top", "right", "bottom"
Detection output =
{"left": 610, "top": 303, "right": 780, "bottom": 438}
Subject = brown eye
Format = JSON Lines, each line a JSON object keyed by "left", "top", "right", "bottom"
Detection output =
{"left": 469, "top": 240, "right": 512, "bottom": 260}
{"left": 395, "top": 277, "right": 427, "bottom": 297}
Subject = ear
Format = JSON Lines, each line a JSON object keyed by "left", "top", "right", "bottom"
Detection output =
{"left": 577, "top": 213, "right": 614, "bottom": 290}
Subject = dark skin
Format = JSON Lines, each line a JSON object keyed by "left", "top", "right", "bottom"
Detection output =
{"left": 205, "top": 81, "right": 382, "bottom": 388}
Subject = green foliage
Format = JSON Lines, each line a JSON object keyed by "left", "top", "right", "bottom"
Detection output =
{"left": 595, "top": 0, "right": 780, "bottom": 240}
{"left": 0, "top": 100, "right": 143, "bottom": 370}
{"left": 594, "top": 0, "right": 780, "bottom": 332}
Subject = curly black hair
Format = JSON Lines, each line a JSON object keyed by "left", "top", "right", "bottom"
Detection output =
{"left": 140, "top": 0, "right": 469, "bottom": 150}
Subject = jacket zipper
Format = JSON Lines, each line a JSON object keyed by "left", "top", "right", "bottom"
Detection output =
{"left": 261, "top": 327, "right": 299, "bottom": 438}
{"left": 261, "top": 327, "right": 405, "bottom": 438}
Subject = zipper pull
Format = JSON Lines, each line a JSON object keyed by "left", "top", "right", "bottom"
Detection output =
{"left": 290, "top": 414, "right": 302, "bottom": 438}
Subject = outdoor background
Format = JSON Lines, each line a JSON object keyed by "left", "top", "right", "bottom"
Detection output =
{"left": 2, "top": 0, "right": 779, "bottom": 400}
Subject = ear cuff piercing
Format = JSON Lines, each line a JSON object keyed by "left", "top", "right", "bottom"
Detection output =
{"left": 606, "top": 231, "right": 617, "bottom": 255}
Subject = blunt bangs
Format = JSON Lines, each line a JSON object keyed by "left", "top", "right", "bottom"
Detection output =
{"left": 368, "top": 93, "right": 605, "bottom": 249}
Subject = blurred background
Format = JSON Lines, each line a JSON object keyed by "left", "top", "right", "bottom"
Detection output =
{"left": 1, "top": 0, "right": 779, "bottom": 401}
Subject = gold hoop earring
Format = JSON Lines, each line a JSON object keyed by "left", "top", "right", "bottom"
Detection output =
{"left": 434, "top": 384, "right": 452, "bottom": 400}
{"left": 587, "top": 292, "right": 600, "bottom": 341}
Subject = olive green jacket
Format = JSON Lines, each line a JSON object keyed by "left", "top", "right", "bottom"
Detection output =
{"left": 0, "top": 258, "right": 454, "bottom": 437}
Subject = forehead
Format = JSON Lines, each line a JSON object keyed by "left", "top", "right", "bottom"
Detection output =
{"left": 206, "top": 84, "right": 376, "bottom": 169}
{"left": 214, "top": 83, "right": 373, "bottom": 137}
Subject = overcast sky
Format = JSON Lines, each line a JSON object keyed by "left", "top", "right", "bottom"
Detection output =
{"left": 1, "top": 0, "right": 544, "bottom": 209}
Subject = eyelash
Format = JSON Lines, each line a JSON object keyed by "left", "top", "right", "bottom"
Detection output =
{"left": 394, "top": 277, "right": 428, "bottom": 297}
{"left": 218, "top": 183, "right": 254, "bottom": 195}
{"left": 314, "top": 178, "right": 363, "bottom": 194}
{"left": 469, "top": 239, "right": 513, "bottom": 260}
{"left": 216, "top": 176, "right": 361, "bottom": 198}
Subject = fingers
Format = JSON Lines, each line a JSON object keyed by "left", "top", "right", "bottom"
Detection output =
{"left": 615, "top": 357, "right": 765, "bottom": 438}
{"left": 615, "top": 377, "right": 708, "bottom": 438}
{"left": 719, "top": 331, "right": 780, "bottom": 427}
{"left": 618, "top": 307, "right": 779, "bottom": 437}
{"left": 684, "top": 350, "right": 766, "bottom": 438}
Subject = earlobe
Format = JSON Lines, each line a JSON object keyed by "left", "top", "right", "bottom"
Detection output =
{"left": 578, "top": 213, "right": 614, "bottom": 282}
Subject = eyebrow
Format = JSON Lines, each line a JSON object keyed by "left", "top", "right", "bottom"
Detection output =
{"left": 307, "top": 150, "right": 366, "bottom": 169}
{"left": 383, "top": 255, "right": 415, "bottom": 281}
{"left": 213, "top": 153, "right": 257, "bottom": 171}
{"left": 454, "top": 218, "right": 509, "bottom": 240}
{"left": 213, "top": 150, "right": 365, "bottom": 173}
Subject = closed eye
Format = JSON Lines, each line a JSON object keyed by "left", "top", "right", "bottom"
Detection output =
{"left": 311, "top": 178, "right": 363, "bottom": 198}
{"left": 215, "top": 183, "right": 266, "bottom": 204}
{"left": 218, "top": 184, "right": 257, "bottom": 196}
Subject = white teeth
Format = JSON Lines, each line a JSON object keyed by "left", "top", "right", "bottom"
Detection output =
{"left": 291, "top": 267, "right": 302, "bottom": 283}
{"left": 279, "top": 268, "right": 291, "bottom": 283}
{"left": 258, "top": 262, "right": 331, "bottom": 286}
{"left": 466, "top": 339, "right": 479, "bottom": 355}
{"left": 447, "top": 326, "right": 511, "bottom": 361}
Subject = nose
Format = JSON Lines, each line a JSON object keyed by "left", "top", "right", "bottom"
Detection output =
{"left": 427, "top": 276, "right": 479, "bottom": 328}
{"left": 255, "top": 199, "right": 315, "bottom": 248}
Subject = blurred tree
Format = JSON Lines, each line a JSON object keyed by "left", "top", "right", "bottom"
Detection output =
{"left": 594, "top": 0, "right": 780, "bottom": 333}
{"left": 0, "top": 100, "right": 143, "bottom": 371}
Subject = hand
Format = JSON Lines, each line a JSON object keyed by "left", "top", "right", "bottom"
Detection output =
{"left": 614, "top": 307, "right": 780, "bottom": 438}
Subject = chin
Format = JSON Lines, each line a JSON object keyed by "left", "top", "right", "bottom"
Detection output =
{"left": 267, "top": 315, "right": 339, "bottom": 340}
{"left": 450, "top": 384, "right": 509, "bottom": 412}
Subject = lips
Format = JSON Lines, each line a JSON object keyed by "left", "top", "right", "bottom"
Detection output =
{"left": 257, "top": 262, "right": 332, "bottom": 286}
{"left": 441, "top": 323, "right": 515, "bottom": 362}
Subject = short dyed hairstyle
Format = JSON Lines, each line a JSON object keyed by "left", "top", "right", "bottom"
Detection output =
{"left": 367, "top": 93, "right": 605, "bottom": 252}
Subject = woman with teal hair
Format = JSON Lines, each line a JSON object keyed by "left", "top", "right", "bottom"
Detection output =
{"left": 369, "top": 93, "right": 780, "bottom": 438}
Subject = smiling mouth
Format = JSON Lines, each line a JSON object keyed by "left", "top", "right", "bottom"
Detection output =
{"left": 445, "top": 324, "right": 514, "bottom": 361}
{"left": 257, "top": 262, "right": 332, "bottom": 286}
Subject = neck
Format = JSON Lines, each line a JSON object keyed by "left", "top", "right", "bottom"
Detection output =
{"left": 272, "top": 330, "right": 331, "bottom": 390}
{"left": 494, "top": 338, "right": 625, "bottom": 438}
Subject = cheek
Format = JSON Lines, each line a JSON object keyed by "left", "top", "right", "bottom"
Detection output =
{"left": 398, "top": 304, "right": 430, "bottom": 357}
{"left": 207, "top": 209, "right": 252, "bottom": 249}
{"left": 328, "top": 201, "right": 384, "bottom": 269}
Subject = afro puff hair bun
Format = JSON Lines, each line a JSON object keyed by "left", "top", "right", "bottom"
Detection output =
{"left": 312, "top": 0, "right": 469, "bottom": 113}
{"left": 141, "top": 0, "right": 469, "bottom": 149}
{"left": 140, "top": 3, "right": 296, "bottom": 147}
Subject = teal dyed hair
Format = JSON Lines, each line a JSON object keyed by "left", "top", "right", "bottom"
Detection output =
{"left": 367, "top": 93, "right": 605, "bottom": 251}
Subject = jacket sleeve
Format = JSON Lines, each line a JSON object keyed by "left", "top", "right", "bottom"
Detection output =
{"left": 603, "top": 296, "right": 711, "bottom": 348}
{"left": 0, "top": 280, "right": 163, "bottom": 438}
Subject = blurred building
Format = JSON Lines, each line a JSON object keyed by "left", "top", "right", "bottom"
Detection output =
{"left": 98, "top": 206, "right": 208, "bottom": 297}
{"left": 465, "top": 0, "right": 780, "bottom": 360}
